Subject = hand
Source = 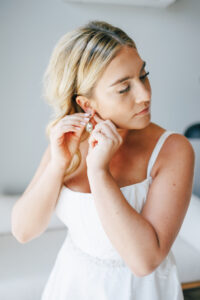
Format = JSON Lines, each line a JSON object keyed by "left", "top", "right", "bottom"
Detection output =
{"left": 49, "top": 112, "right": 90, "bottom": 168}
{"left": 86, "top": 114, "right": 123, "bottom": 172}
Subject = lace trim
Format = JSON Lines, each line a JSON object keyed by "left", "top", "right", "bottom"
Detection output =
{"left": 65, "top": 233, "right": 127, "bottom": 268}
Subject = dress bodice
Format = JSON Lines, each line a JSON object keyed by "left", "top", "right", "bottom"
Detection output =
{"left": 55, "top": 130, "right": 177, "bottom": 262}
{"left": 42, "top": 129, "right": 184, "bottom": 300}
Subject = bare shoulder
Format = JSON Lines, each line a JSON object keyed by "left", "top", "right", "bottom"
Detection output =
{"left": 158, "top": 131, "right": 195, "bottom": 165}
{"left": 150, "top": 122, "right": 194, "bottom": 156}
{"left": 147, "top": 123, "right": 195, "bottom": 177}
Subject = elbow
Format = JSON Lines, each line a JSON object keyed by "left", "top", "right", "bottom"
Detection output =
{"left": 11, "top": 217, "right": 45, "bottom": 244}
{"left": 11, "top": 227, "right": 28, "bottom": 244}
{"left": 132, "top": 265, "right": 154, "bottom": 278}
{"left": 131, "top": 244, "right": 162, "bottom": 277}
{"left": 132, "top": 265, "right": 156, "bottom": 278}
{"left": 131, "top": 257, "right": 159, "bottom": 278}
{"left": 129, "top": 260, "right": 150, "bottom": 277}
{"left": 11, "top": 219, "right": 35, "bottom": 244}
{"left": 11, "top": 208, "right": 28, "bottom": 244}
{"left": 12, "top": 227, "right": 41, "bottom": 244}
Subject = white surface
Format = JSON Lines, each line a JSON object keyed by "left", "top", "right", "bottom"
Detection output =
{"left": 63, "top": 0, "right": 176, "bottom": 7}
{"left": 179, "top": 193, "right": 200, "bottom": 253}
{"left": 0, "top": 229, "right": 67, "bottom": 300}
{"left": 172, "top": 235, "right": 200, "bottom": 283}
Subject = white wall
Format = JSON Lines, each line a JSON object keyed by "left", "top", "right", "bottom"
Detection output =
{"left": 0, "top": 0, "right": 200, "bottom": 195}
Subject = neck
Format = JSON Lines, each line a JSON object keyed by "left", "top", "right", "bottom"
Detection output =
{"left": 117, "top": 128, "right": 130, "bottom": 143}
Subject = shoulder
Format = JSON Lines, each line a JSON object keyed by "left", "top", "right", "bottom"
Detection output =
{"left": 148, "top": 123, "right": 195, "bottom": 177}
{"left": 157, "top": 131, "right": 195, "bottom": 176}
{"left": 161, "top": 132, "right": 195, "bottom": 159}
{"left": 149, "top": 122, "right": 194, "bottom": 158}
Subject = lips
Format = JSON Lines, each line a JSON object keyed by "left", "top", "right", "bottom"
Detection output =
{"left": 136, "top": 106, "right": 149, "bottom": 115}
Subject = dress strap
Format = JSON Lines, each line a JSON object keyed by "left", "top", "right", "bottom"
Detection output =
{"left": 147, "top": 130, "right": 177, "bottom": 178}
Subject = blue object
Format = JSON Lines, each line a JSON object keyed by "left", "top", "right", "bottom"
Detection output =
{"left": 184, "top": 123, "right": 200, "bottom": 138}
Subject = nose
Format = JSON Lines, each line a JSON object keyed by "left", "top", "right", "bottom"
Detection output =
{"left": 133, "top": 80, "right": 151, "bottom": 104}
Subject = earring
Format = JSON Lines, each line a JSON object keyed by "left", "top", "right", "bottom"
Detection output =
{"left": 86, "top": 121, "right": 93, "bottom": 133}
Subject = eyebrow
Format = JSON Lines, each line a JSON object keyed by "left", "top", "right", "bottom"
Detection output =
{"left": 109, "top": 61, "right": 146, "bottom": 87}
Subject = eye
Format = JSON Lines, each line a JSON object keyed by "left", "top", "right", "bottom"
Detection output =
{"left": 118, "top": 71, "right": 150, "bottom": 94}
{"left": 140, "top": 71, "right": 150, "bottom": 81}
{"left": 118, "top": 85, "right": 130, "bottom": 94}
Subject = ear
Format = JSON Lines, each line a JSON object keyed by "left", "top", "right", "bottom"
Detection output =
{"left": 75, "top": 95, "right": 85, "bottom": 109}
{"left": 76, "top": 95, "right": 96, "bottom": 114}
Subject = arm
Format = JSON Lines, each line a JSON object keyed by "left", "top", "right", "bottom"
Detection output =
{"left": 11, "top": 145, "right": 68, "bottom": 243}
{"left": 88, "top": 169, "right": 159, "bottom": 277}
{"left": 87, "top": 134, "right": 195, "bottom": 277}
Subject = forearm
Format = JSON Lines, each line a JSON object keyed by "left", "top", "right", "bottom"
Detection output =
{"left": 11, "top": 161, "right": 67, "bottom": 242}
{"left": 88, "top": 169, "right": 160, "bottom": 276}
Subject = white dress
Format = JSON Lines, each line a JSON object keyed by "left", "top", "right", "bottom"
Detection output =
{"left": 41, "top": 130, "right": 184, "bottom": 300}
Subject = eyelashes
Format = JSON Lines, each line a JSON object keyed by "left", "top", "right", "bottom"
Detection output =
{"left": 118, "top": 71, "right": 150, "bottom": 94}
{"left": 140, "top": 71, "right": 150, "bottom": 81}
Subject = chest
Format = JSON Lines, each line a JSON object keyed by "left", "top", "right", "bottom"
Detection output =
{"left": 63, "top": 140, "right": 158, "bottom": 193}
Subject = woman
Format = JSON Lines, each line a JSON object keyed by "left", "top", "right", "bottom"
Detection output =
{"left": 12, "top": 20, "right": 194, "bottom": 299}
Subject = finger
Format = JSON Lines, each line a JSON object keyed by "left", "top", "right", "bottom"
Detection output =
{"left": 92, "top": 123, "right": 118, "bottom": 144}
{"left": 93, "top": 122, "right": 120, "bottom": 144}
{"left": 60, "top": 120, "right": 88, "bottom": 129}
{"left": 88, "top": 131, "right": 106, "bottom": 148}
{"left": 61, "top": 125, "right": 83, "bottom": 133}
{"left": 104, "top": 120, "right": 123, "bottom": 144}
{"left": 93, "top": 117, "right": 117, "bottom": 135}
{"left": 104, "top": 119, "right": 117, "bottom": 133}
{"left": 51, "top": 124, "right": 83, "bottom": 141}
{"left": 61, "top": 115, "right": 90, "bottom": 123}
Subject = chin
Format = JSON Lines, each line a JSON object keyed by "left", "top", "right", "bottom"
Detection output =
{"left": 132, "top": 114, "right": 151, "bottom": 127}
{"left": 117, "top": 117, "right": 151, "bottom": 131}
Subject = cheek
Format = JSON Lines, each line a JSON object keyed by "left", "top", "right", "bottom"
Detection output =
{"left": 95, "top": 98, "right": 115, "bottom": 119}
{"left": 96, "top": 91, "right": 133, "bottom": 118}
{"left": 118, "top": 95, "right": 135, "bottom": 110}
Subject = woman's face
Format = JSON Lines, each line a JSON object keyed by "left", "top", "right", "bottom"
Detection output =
{"left": 90, "top": 45, "right": 151, "bottom": 130}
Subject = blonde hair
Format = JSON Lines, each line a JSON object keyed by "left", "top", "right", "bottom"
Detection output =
{"left": 42, "top": 20, "right": 137, "bottom": 182}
